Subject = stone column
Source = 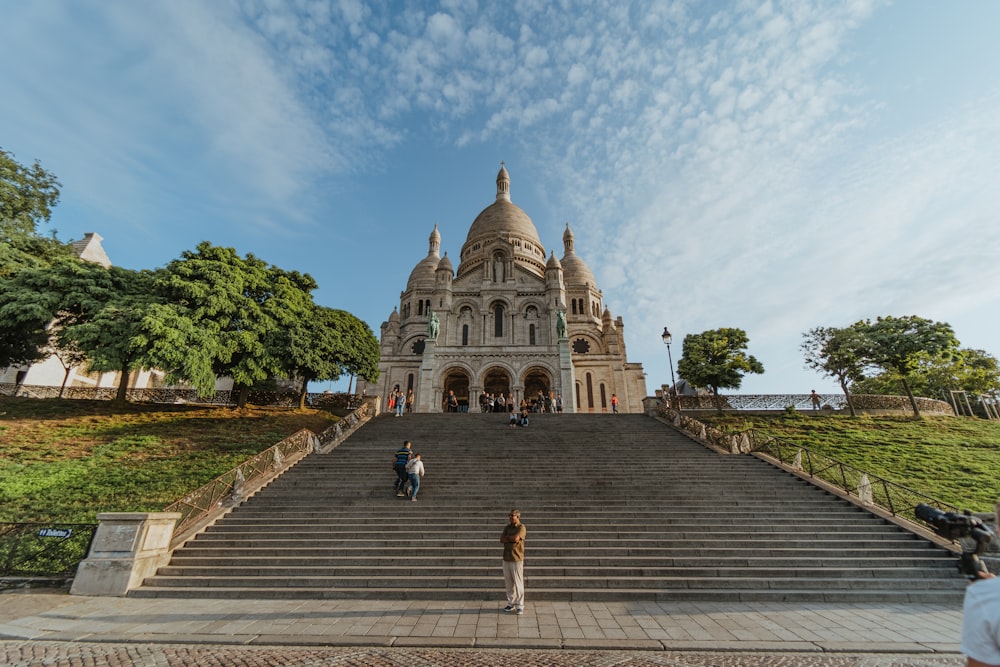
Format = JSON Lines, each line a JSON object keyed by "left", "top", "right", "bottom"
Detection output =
{"left": 558, "top": 339, "right": 576, "bottom": 414}
{"left": 417, "top": 339, "right": 438, "bottom": 412}
{"left": 70, "top": 512, "right": 180, "bottom": 597}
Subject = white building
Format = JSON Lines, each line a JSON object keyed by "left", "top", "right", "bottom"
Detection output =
{"left": 372, "top": 165, "right": 646, "bottom": 413}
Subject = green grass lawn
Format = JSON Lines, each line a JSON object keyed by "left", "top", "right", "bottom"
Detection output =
{"left": 0, "top": 396, "right": 338, "bottom": 523}
{"left": 699, "top": 412, "right": 1000, "bottom": 513}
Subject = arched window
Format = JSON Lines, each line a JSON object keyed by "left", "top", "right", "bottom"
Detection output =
{"left": 571, "top": 300, "right": 577, "bottom": 315}
{"left": 425, "top": 299, "right": 431, "bottom": 314}
{"left": 462, "top": 324, "right": 469, "bottom": 346}
{"left": 586, "top": 373, "right": 594, "bottom": 409}
{"left": 529, "top": 323, "right": 536, "bottom": 345}
{"left": 417, "top": 301, "right": 423, "bottom": 316}
{"left": 600, "top": 384, "right": 607, "bottom": 408}
{"left": 494, "top": 304, "right": 504, "bottom": 337}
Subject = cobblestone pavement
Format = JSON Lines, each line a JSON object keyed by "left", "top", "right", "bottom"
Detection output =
{"left": 0, "top": 642, "right": 968, "bottom": 667}
{"left": 0, "top": 591, "right": 966, "bottom": 666}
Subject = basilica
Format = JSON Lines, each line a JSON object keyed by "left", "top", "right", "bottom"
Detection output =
{"left": 373, "top": 165, "right": 647, "bottom": 413}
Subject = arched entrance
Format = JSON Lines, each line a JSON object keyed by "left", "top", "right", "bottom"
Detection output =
{"left": 482, "top": 367, "right": 511, "bottom": 399}
{"left": 442, "top": 369, "right": 470, "bottom": 412}
{"left": 523, "top": 367, "right": 551, "bottom": 406}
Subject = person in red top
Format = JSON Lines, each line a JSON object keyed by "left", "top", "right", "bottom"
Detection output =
{"left": 611, "top": 393, "right": 619, "bottom": 414}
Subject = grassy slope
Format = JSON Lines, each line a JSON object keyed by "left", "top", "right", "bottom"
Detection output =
{"left": 0, "top": 396, "right": 338, "bottom": 523}
{"left": 699, "top": 413, "right": 1000, "bottom": 512}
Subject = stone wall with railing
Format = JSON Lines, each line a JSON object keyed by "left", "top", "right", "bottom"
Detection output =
{"left": 0, "top": 383, "right": 364, "bottom": 410}
{"left": 164, "top": 399, "right": 374, "bottom": 546}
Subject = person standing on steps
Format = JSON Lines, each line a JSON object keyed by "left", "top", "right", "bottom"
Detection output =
{"left": 500, "top": 509, "right": 526, "bottom": 615}
{"left": 810, "top": 390, "right": 821, "bottom": 411}
{"left": 611, "top": 393, "right": 619, "bottom": 414}
{"left": 392, "top": 440, "right": 412, "bottom": 497}
{"left": 405, "top": 453, "right": 424, "bottom": 501}
{"left": 394, "top": 387, "right": 405, "bottom": 417}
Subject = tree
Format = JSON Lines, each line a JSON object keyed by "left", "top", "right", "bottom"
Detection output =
{"left": 855, "top": 315, "right": 960, "bottom": 417}
{"left": 676, "top": 328, "right": 764, "bottom": 413}
{"left": 282, "top": 306, "right": 380, "bottom": 410}
{"left": 852, "top": 348, "right": 1000, "bottom": 401}
{"left": 0, "top": 258, "right": 159, "bottom": 401}
{"left": 63, "top": 267, "right": 161, "bottom": 403}
{"left": 801, "top": 326, "right": 870, "bottom": 417}
{"left": 146, "top": 242, "right": 320, "bottom": 407}
{"left": 0, "top": 147, "right": 70, "bottom": 276}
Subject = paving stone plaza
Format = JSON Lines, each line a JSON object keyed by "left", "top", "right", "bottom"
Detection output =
{"left": 0, "top": 592, "right": 965, "bottom": 666}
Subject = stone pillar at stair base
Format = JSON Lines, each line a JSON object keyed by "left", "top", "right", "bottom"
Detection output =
{"left": 70, "top": 512, "right": 181, "bottom": 597}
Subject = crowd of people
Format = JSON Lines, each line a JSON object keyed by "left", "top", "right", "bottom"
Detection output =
{"left": 479, "top": 389, "right": 563, "bottom": 415}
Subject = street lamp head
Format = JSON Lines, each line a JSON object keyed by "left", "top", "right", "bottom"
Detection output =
{"left": 661, "top": 327, "right": 672, "bottom": 346}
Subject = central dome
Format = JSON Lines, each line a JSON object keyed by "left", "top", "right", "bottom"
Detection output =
{"left": 457, "top": 164, "right": 547, "bottom": 280}
{"left": 466, "top": 199, "right": 543, "bottom": 246}
{"left": 464, "top": 164, "right": 542, "bottom": 246}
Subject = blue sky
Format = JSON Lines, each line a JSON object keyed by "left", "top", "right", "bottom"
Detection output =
{"left": 2, "top": 1, "right": 998, "bottom": 396}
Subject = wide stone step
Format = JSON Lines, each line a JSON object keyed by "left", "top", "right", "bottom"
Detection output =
{"left": 138, "top": 573, "right": 965, "bottom": 592}
{"left": 154, "top": 565, "right": 955, "bottom": 580}
{"left": 127, "top": 585, "right": 961, "bottom": 603}
{"left": 165, "top": 555, "right": 957, "bottom": 569}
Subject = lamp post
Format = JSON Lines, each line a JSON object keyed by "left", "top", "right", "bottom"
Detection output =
{"left": 661, "top": 327, "right": 679, "bottom": 412}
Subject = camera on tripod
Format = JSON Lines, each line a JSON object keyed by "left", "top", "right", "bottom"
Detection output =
{"left": 915, "top": 503, "right": 995, "bottom": 580}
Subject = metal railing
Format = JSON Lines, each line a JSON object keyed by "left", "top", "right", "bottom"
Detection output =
{"left": 162, "top": 401, "right": 372, "bottom": 541}
{"left": 656, "top": 393, "right": 954, "bottom": 414}
{"left": 0, "top": 523, "right": 97, "bottom": 577}
{"left": 746, "top": 431, "right": 961, "bottom": 523}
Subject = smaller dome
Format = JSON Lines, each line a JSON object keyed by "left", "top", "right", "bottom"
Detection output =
{"left": 406, "top": 226, "right": 442, "bottom": 289}
{"left": 560, "top": 224, "right": 597, "bottom": 286}
{"left": 546, "top": 251, "right": 562, "bottom": 270}
{"left": 388, "top": 308, "right": 400, "bottom": 323}
{"left": 437, "top": 252, "right": 453, "bottom": 273}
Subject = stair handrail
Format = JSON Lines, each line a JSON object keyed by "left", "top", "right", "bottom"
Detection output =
{"left": 163, "top": 401, "right": 373, "bottom": 545}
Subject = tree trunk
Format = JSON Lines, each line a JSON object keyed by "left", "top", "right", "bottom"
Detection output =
{"left": 59, "top": 365, "right": 71, "bottom": 399}
{"left": 236, "top": 384, "right": 250, "bottom": 408}
{"left": 115, "top": 369, "right": 130, "bottom": 403}
{"left": 838, "top": 377, "right": 857, "bottom": 417}
{"left": 900, "top": 375, "right": 921, "bottom": 417}
{"left": 712, "top": 386, "right": 724, "bottom": 414}
{"left": 298, "top": 385, "right": 308, "bottom": 411}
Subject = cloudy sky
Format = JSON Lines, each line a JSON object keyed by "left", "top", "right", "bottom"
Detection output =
{"left": 2, "top": 1, "right": 998, "bottom": 395}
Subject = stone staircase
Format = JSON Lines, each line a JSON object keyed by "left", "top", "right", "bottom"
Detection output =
{"left": 132, "top": 413, "right": 967, "bottom": 602}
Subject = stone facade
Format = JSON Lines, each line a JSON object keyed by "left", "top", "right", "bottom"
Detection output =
{"left": 371, "top": 165, "right": 646, "bottom": 413}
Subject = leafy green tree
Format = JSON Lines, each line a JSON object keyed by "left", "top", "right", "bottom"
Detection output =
{"left": 853, "top": 348, "right": 1000, "bottom": 401}
{"left": 855, "top": 315, "right": 959, "bottom": 417}
{"left": 676, "top": 328, "right": 764, "bottom": 413}
{"left": 282, "top": 306, "right": 380, "bottom": 410}
{"left": 63, "top": 268, "right": 161, "bottom": 402}
{"left": 0, "top": 258, "right": 158, "bottom": 401}
{"left": 801, "top": 326, "right": 870, "bottom": 417}
{"left": 0, "top": 147, "right": 70, "bottom": 276}
{"left": 146, "top": 243, "right": 320, "bottom": 407}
